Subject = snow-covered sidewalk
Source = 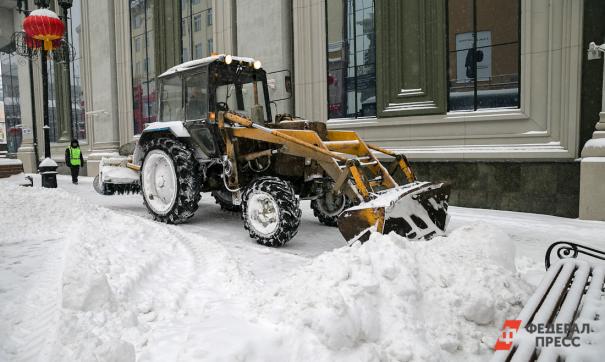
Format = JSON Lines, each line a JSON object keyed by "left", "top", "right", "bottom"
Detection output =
{"left": 1, "top": 174, "right": 605, "bottom": 361}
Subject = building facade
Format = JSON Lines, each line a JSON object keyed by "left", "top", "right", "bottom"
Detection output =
{"left": 0, "top": 0, "right": 603, "bottom": 219}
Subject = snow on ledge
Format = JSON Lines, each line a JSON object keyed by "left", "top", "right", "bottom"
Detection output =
{"left": 582, "top": 138, "right": 605, "bottom": 157}
{"left": 0, "top": 158, "right": 23, "bottom": 166}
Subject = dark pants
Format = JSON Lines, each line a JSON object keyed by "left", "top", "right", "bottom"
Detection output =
{"left": 70, "top": 165, "right": 80, "bottom": 183}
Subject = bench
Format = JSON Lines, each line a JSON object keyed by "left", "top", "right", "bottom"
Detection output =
{"left": 492, "top": 241, "right": 605, "bottom": 361}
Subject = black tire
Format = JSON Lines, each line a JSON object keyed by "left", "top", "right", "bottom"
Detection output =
{"left": 311, "top": 187, "right": 351, "bottom": 227}
{"left": 212, "top": 188, "right": 241, "bottom": 212}
{"left": 140, "top": 137, "right": 201, "bottom": 224}
{"left": 242, "top": 176, "right": 301, "bottom": 247}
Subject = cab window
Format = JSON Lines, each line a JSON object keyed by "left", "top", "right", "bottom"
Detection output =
{"left": 185, "top": 71, "right": 208, "bottom": 120}
{"left": 159, "top": 75, "right": 183, "bottom": 122}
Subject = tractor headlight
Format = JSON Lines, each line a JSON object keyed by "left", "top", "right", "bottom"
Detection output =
{"left": 224, "top": 54, "right": 233, "bottom": 65}
{"left": 253, "top": 60, "right": 262, "bottom": 69}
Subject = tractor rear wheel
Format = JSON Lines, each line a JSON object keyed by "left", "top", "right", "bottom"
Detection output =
{"left": 212, "top": 188, "right": 241, "bottom": 212}
{"left": 242, "top": 177, "right": 301, "bottom": 247}
{"left": 140, "top": 137, "right": 201, "bottom": 224}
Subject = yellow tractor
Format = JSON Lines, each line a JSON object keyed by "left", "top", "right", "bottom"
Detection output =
{"left": 95, "top": 55, "right": 450, "bottom": 246}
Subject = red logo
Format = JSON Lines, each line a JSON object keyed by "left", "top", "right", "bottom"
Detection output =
{"left": 494, "top": 320, "right": 522, "bottom": 351}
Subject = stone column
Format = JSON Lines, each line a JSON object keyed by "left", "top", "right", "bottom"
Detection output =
{"left": 579, "top": 46, "right": 605, "bottom": 220}
{"left": 14, "top": 7, "right": 37, "bottom": 172}
{"left": 81, "top": 0, "right": 121, "bottom": 177}
{"left": 236, "top": 0, "right": 293, "bottom": 116}
{"left": 213, "top": 0, "right": 237, "bottom": 54}
{"left": 292, "top": 0, "right": 327, "bottom": 121}
{"left": 114, "top": 0, "right": 134, "bottom": 146}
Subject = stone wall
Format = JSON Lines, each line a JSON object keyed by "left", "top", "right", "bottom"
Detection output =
{"left": 412, "top": 161, "right": 580, "bottom": 218}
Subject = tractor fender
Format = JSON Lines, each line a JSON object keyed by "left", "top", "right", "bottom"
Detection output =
{"left": 143, "top": 121, "right": 191, "bottom": 137}
{"left": 133, "top": 121, "right": 191, "bottom": 164}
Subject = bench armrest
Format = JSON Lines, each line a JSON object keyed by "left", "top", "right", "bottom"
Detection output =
{"left": 545, "top": 241, "right": 605, "bottom": 269}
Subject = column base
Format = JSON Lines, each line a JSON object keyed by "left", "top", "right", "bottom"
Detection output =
{"left": 579, "top": 157, "right": 605, "bottom": 221}
{"left": 591, "top": 130, "right": 605, "bottom": 139}
{"left": 16, "top": 145, "right": 38, "bottom": 173}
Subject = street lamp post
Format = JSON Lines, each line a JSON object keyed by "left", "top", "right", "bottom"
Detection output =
{"left": 33, "top": 0, "right": 51, "bottom": 159}
{"left": 58, "top": 0, "right": 74, "bottom": 140}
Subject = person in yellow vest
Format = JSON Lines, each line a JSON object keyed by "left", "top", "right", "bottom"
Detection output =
{"left": 65, "top": 139, "right": 84, "bottom": 184}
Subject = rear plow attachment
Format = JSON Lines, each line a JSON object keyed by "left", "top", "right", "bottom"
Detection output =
{"left": 93, "top": 157, "right": 141, "bottom": 195}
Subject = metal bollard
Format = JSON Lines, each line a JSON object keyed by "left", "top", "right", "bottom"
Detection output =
{"left": 38, "top": 158, "right": 58, "bottom": 188}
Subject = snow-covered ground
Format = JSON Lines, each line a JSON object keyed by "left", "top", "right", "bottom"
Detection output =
{"left": 1, "top": 174, "right": 605, "bottom": 361}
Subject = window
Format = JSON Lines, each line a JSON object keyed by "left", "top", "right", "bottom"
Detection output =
{"left": 215, "top": 81, "right": 267, "bottom": 119}
{"left": 194, "top": 43, "right": 203, "bottom": 59}
{"left": 182, "top": 1, "right": 213, "bottom": 62}
{"left": 193, "top": 14, "right": 201, "bottom": 32}
{"left": 159, "top": 76, "right": 184, "bottom": 122}
{"left": 326, "top": 0, "right": 376, "bottom": 119}
{"left": 0, "top": 53, "right": 22, "bottom": 154}
{"left": 133, "top": 14, "right": 142, "bottom": 28}
{"left": 207, "top": 39, "right": 213, "bottom": 55}
{"left": 130, "top": 0, "right": 157, "bottom": 135}
{"left": 185, "top": 72, "right": 208, "bottom": 120}
{"left": 447, "top": 0, "right": 520, "bottom": 111}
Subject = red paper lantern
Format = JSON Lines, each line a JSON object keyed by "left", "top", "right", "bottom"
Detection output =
{"left": 8, "top": 127, "right": 22, "bottom": 136}
{"left": 23, "top": 9, "right": 65, "bottom": 51}
{"left": 24, "top": 33, "right": 61, "bottom": 50}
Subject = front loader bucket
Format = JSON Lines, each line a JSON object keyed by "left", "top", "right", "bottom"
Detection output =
{"left": 338, "top": 181, "right": 450, "bottom": 243}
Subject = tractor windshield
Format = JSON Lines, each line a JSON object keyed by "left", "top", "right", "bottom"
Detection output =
{"left": 215, "top": 80, "right": 266, "bottom": 117}
{"left": 211, "top": 65, "right": 271, "bottom": 123}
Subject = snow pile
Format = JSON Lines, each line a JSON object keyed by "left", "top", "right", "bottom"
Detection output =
{"left": 144, "top": 224, "right": 533, "bottom": 362}
{"left": 249, "top": 224, "right": 531, "bottom": 361}
{"left": 0, "top": 184, "right": 247, "bottom": 361}
{"left": 1, "top": 180, "right": 534, "bottom": 362}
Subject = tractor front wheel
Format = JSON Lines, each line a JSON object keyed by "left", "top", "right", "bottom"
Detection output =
{"left": 140, "top": 137, "right": 201, "bottom": 224}
{"left": 242, "top": 177, "right": 301, "bottom": 247}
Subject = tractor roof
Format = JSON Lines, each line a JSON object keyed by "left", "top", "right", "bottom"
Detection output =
{"left": 159, "top": 54, "right": 259, "bottom": 78}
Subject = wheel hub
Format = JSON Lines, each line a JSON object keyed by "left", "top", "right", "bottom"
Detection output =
{"left": 319, "top": 191, "right": 346, "bottom": 216}
{"left": 143, "top": 150, "right": 178, "bottom": 215}
{"left": 247, "top": 192, "right": 279, "bottom": 236}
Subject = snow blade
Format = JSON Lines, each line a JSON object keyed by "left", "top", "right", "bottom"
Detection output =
{"left": 95, "top": 157, "right": 141, "bottom": 196}
{"left": 338, "top": 181, "right": 450, "bottom": 244}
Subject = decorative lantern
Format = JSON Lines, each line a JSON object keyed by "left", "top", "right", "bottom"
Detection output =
{"left": 8, "top": 127, "right": 22, "bottom": 136}
{"left": 23, "top": 9, "right": 65, "bottom": 51}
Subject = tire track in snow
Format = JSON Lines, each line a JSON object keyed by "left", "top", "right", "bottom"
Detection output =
{"left": 120, "top": 236, "right": 197, "bottom": 323}
{"left": 0, "top": 238, "right": 66, "bottom": 362}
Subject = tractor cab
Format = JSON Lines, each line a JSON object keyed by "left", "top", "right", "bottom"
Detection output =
{"left": 156, "top": 54, "right": 272, "bottom": 127}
